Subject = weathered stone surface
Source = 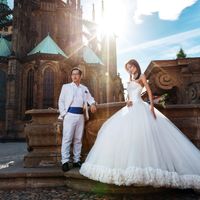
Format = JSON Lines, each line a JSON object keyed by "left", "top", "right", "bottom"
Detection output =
{"left": 145, "top": 58, "right": 200, "bottom": 105}
{"left": 24, "top": 109, "right": 62, "bottom": 167}
{"left": 157, "top": 104, "right": 200, "bottom": 149}
{"left": 64, "top": 169, "right": 200, "bottom": 197}
{"left": 0, "top": 161, "right": 65, "bottom": 190}
{"left": 24, "top": 102, "right": 200, "bottom": 168}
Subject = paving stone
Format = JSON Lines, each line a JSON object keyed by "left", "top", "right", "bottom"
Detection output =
{"left": 0, "top": 187, "right": 199, "bottom": 200}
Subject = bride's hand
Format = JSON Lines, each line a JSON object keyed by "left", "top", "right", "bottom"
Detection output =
{"left": 126, "top": 100, "right": 133, "bottom": 107}
{"left": 150, "top": 106, "right": 157, "bottom": 119}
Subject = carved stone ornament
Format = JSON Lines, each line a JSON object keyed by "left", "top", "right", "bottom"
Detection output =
{"left": 155, "top": 71, "right": 176, "bottom": 90}
{"left": 188, "top": 82, "right": 200, "bottom": 103}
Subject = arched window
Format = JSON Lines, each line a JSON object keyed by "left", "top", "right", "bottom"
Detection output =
{"left": 43, "top": 67, "right": 54, "bottom": 108}
{"left": 26, "top": 69, "right": 34, "bottom": 110}
{"left": 0, "top": 70, "right": 6, "bottom": 120}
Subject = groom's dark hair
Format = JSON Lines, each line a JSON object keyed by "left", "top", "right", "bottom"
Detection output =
{"left": 71, "top": 67, "right": 82, "bottom": 75}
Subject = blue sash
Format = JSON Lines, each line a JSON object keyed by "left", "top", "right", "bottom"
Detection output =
{"left": 68, "top": 107, "right": 83, "bottom": 114}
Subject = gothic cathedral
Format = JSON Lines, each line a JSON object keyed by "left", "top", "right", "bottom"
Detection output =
{"left": 0, "top": 0, "right": 124, "bottom": 139}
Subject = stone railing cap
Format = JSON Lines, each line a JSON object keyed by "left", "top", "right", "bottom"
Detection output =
{"left": 25, "top": 108, "right": 59, "bottom": 115}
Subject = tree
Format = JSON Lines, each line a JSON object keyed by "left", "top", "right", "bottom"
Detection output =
{"left": 176, "top": 48, "right": 187, "bottom": 59}
{"left": 0, "top": 0, "right": 12, "bottom": 29}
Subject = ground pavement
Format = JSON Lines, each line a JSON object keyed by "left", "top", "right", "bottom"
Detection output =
{"left": 0, "top": 142, "right": 200, "bottom": 200}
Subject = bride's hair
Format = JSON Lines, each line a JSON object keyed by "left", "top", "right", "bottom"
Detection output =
{"left": 125, "top": 59, "right": 141, "bottom": 81}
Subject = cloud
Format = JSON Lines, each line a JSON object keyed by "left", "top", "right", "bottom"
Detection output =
{"left": 119, "top": 28, "right": 200, "bottom": 54}
{"left": 133, "top": 0, "right": 197, "bottom": 24}
{"left": 187, "top": 45, "right": 200, "bottom": 55}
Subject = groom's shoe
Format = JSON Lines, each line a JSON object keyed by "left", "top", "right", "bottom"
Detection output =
{"left": 73, "top": 161, "right": 82, "bottom": 168}
{"left": 62, "top": 162, "right": 69, "bottom": 172}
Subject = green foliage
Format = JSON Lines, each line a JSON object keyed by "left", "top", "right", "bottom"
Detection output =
{"left": 158, "top": 93, "right": 169, "bottom": 108}
{"left": 176, "top": 48, "right": 187, "bottom": 59}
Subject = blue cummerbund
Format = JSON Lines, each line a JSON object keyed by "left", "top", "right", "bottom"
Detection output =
{"left": 68, "top": 107, "right": 83, "bottom": 114}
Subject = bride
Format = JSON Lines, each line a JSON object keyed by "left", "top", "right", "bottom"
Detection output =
{"left": 80, "top": 59, "right": 200, "bottom": 189}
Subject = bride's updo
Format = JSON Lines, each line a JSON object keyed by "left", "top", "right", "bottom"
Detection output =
{"left": 125, "top": 59, "right": 141, "bottom": 81}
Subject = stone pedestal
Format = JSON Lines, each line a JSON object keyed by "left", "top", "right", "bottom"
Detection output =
{"left": 24, "top": 109, "right": 62, "bottom": 167}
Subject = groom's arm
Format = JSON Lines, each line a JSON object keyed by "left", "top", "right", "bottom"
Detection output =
{"left": 85, "top": 87, "right": 96, "bottom": 105}
{"left": 58, "top": 85, "right": 67, "bottom": 117}
{"left": 85, "top": 87, "right": 97, "bottom": 113}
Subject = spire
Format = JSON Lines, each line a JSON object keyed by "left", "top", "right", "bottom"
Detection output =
{"left": 77, "top": 0, "right": 81, "bottom": 9}
{"left": 92, "top": 3, "right": 95, "bottom": 22}
{"left": 71, "top": 0, "right": 76, "bottom": 8}
{"left": 101, "top": 0, "right": 104, "bottom": 18}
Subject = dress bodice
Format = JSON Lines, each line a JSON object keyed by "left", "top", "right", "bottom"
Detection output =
{"left": 127, "top": 81, "right": 143, "bottom": 103}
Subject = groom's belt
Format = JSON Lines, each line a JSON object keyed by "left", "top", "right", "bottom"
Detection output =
{"left": 67, "top": 107, "right": 83, "bottom": 114}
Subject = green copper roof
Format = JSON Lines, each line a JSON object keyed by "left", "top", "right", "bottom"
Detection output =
{"left": 82, "top": 46, "right": 104, "bottom": 65}
{"left": 28, "top": 35, "right": 68, "bottom": 58}
{"left": 0, "top": 0, "right": 8, "bottom": 5}
{"left": 0, "top": 36, "right": 11, "bottom": 57}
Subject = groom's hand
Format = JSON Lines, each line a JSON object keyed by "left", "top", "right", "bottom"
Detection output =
{"left": 90, "top": 104, "right": 97, "bottom": 113}
{"left": 126, "top": 100, "right": 133, "bottom": 107}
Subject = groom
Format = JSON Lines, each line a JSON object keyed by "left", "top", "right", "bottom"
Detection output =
{"left": 58, "top": 67, "right": 97, "bottom": 172}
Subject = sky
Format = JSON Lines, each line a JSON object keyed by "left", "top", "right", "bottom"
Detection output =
{"left": 7, "top": 0, "right": 200, "bottom": 84}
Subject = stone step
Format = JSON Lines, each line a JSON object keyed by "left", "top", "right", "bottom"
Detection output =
{"left": 1, "top": 161, "right": 200, "bottom": 196}
{"left": 0, "top": 160, "right": 65, "bottom": 189}
{"left": 64, "top": 168, "right": 199, "bottom": 195}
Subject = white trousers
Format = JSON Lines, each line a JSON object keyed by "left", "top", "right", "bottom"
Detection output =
{"left": 61, "top": 113, "right": 84, "bottom": 164}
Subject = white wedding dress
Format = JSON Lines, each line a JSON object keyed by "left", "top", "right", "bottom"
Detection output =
{"left": 80, "top": 81, "right": 200, "bottom": 189}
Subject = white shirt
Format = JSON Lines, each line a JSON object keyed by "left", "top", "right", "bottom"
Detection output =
{"left": 70, "top": 82, "right": 84, "bottom": 108}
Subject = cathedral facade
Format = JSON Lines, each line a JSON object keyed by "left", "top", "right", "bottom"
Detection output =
{"left": 0, "top": 0, "right": 124, "bottom": 139}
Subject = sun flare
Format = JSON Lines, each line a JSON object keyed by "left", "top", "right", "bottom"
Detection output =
{"left": 97, "top": 0, "right": 127, "bottom": 37}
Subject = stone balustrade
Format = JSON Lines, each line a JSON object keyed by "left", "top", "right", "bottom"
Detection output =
{"left": 24, "top": 103, "right": 200, "bottom": 168}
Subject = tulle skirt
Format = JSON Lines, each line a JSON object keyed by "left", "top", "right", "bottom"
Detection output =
{"left": 80, "top": 101, "right": 200, "bottom": 189}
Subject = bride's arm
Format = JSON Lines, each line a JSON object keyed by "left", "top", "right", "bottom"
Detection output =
{"left": 126, "top": 94, "right": 133, "bottom": 107}
{"left": 141, "top": 74, "right": 156, "bottom": 119}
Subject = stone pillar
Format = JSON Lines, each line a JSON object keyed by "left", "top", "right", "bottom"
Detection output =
{"left": 5, "top": 56, "right": 19, "bottom": 137}
{"left": 24, "top": 109, "right": 62, "bottom": 167}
